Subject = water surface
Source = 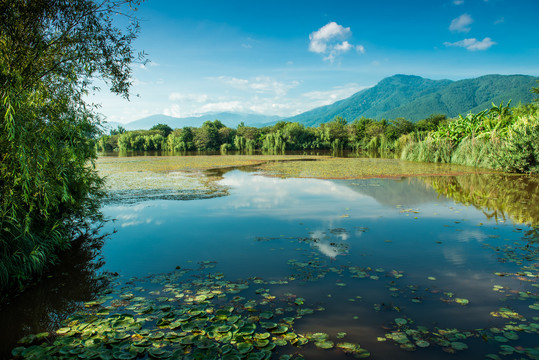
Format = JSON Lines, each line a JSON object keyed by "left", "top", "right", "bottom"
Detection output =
{"left": 3, "top": 168, "right": 539, "bottom": 360}
{"left": 96, "top": 170, "right": 539, "bottom": 359}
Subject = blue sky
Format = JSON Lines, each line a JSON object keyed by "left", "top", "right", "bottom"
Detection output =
{"left": 92, "top": 0, "right": 539, "bottom": 124}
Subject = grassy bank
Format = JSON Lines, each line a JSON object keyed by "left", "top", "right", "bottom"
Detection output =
{"left": 401, "top": 103, "right": 539, "bottom": 174}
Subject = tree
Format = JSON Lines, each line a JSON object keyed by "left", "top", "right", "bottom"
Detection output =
{"left": 385, "top": 118, "right": 414, "bottom": 141}
{"left": 0, "top": 0, "right": 143, "bottom": 295}
{"left": 533, "top": 80, "right": 539, "bottom": 101}
{"left": 151, "top": 123, "right": 173, "bottom": 137}
{"left": 110, "top": 126, "right": 127, "bottom": 136}
{"left": 194, "top": 121, "right": 221, "bottom": 150}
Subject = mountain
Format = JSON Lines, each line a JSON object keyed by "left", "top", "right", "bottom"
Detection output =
{"left": 283, "top": 74, "right": 538, "bottom": 126}
{"left": 114, "top": 112, "right": 283, "bottom": 131}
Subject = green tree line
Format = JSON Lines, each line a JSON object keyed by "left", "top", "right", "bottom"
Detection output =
{"left": 97, "top": 114, "right": 449, "bottom": 153}
{"left": 99, "top": 99, "right": 538, "bottom": 174}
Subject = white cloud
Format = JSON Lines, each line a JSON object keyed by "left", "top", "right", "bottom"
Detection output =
{"left": 301, "top": 83, "right": 369, "bottom": 105}
{"left": 198, "top": 101, "right": 245, "bottom": 113}
{"left": 449, "top": 13, "right": 473, "bottom": 33}
{"left": 309, "top": 22, "right": 364, "bottom": 63}
{"left": 334, "top": 40, "right": 352, "bottom": 52}
{"left": 163, "top": 104, "right": 181, "bottom": 117}
{"left": 210, "top": 76, "right": 299, "bottom": 97}
{"left": 309, "top": 22, "right": 350, "bottom": 53}
{"left": 444, "top": 37, "right": 496, "bottom": 51}
{"left": 356, "top": 45, "right": 365, "bottom": 54}
{"left": 453, "top": 0, "right": 464, "bottom": 4}
{"left": 138, "top": 61, "right": 159, "bottom": 70}
{"left": 168, "top": 92, "right": 209, "bottom": 103}
{"left": 167, "top": 81, "right": 371, "bottom": 118}
{"left": 218, "top": 76, "right": 250, "bottom": 89}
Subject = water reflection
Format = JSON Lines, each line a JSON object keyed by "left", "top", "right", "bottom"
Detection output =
{"left": 0, "top": 236, "right": 108, "bottom": 359}
{"left": 421, "top": 173, "right": 539, "bottom": 226}
{"left": 5, "top": 167, "right": 539, "bottom": 360}
{"left": 309, "top": 229, "right": 350, "bottom": 259}
{"left": 341, "top": 177, "right": 446, "bottom": 206}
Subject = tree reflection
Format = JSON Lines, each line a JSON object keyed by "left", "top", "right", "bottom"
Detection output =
{"left": 0, "top": 234, "right": 110, "bottom": 358}
{"left": 421, "top": 174, "right": 539, "bottom": 226}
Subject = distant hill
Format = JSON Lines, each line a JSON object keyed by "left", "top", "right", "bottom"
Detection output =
{"left": 114, "top": 112, "right": 283, "bottom": 131}
{"left": 283, "top": 74, "right": 538, "bottom": 126}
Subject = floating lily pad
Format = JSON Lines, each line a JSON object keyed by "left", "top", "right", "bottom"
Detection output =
{"left": 237, "top": 343, "right": 253, "bottom": 354}
{"left": 450, "top": 341, "right": 468, "bottom": 350}
{"left": 395, "top": 318, "right": 407, "bottom": 326}
{"left": 455, "top": 298, "right": 469, "bottom": 305}
{"left": 416, "top": 340, "right": 430, "bottom": 348}
{"left": 314, "top": 340, "right": 334, "bottom": 349}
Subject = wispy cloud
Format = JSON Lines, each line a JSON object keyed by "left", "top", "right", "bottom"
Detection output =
{"left": 163, "top": 104, "right": 181, "bottom": 117}
{"left": 168, "top": 93, "right": 209, "bottom": 103}
{"left": 198, "top": 101, "right": 245, "bottom": 114}
{"left": 449, "top": 13, "right": 473, "bottom": 33}
{"left": 301, "top": 83, "right": 368, "bottom": 105}
{"left": 137, "top": 61, "right": 160, "bottom": 71}
{"left": 453, "top": 0, "right": 464, "bottom": 5}
{"left": 444, "top": 37, "right": 496, "bottom": 51}
{"left": 309, "top": 22, "right": 364, "bottom": 63}
{"left": 210, "top": 76, "right": 299, "bottom": 97}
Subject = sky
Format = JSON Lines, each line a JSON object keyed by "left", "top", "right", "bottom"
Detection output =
{"left": 90, "top": 0, "right": 539, "bottom": 124}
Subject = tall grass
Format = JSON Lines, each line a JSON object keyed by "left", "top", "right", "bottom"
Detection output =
{"left": 401, "top": 103, "right": 538, "bottom": 174}
{"left": 401, "top": 136, "right": 453, "bottom": 163}
{"left": 450, "top": 136, "right": 499, "bottom": 168}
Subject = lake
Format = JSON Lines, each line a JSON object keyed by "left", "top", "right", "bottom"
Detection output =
{"left": 3, "top": 155, "right": 539, "bottom": 360}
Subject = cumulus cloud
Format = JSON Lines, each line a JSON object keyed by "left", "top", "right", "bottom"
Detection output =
{"left": 309, "top": 22, "right": 364, "bottom": 63}
{"left": 449, "top": 13, "right": 473, "bottom": 33}
{"left": 444, "top": 37, "right": 496, "bottom": 51}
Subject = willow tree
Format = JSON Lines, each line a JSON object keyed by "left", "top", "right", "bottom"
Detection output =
{"left": 0, "top": 0, "right": 143, "bottom": 294}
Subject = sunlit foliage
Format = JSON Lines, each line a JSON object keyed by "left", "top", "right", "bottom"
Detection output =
{"left": 0, "top": 0, "right": 142, "bottom": 296}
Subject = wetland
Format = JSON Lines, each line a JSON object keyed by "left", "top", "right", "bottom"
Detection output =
{"left": 3, "top": 154, "right": 539, "bottom": 360}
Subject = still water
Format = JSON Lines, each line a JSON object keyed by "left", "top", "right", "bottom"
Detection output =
{"left": 3, "top": 169, "right": 538, "bottom": 359}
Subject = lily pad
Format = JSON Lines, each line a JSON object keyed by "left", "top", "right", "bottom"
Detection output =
{"left": 455, "top": 298, "right": 469, "bottom": 305}
{"left": 395, "top": 318, "right": 407, "bottom": 326}
{"left": 450, "top": 341, "right": 468, "bottom": 350}
{"left": 416, "top": 340, "right": 430, "bottom": 348}
{"left": 314, "top": 340, "right": 334, "bottom": 349}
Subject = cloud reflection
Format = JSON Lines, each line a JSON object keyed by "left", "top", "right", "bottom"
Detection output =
{"left": 217, "top": 171, "right": 380, "bottom": 220}
{"left": 109, "top": 203, "right": 159, "bottom": 228}
{"left": 309, "top": 229, "right": 349, "bottom": 259}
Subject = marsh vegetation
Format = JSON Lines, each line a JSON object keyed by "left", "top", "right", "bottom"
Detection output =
{"left": 4, "top": 156, "right": 539, "bottom": 360}
{"left": 2, "top": 2, "right": 538, "bottom": 359}
{"left": 97, "top": 100, "right": 538, "bottom": 174}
